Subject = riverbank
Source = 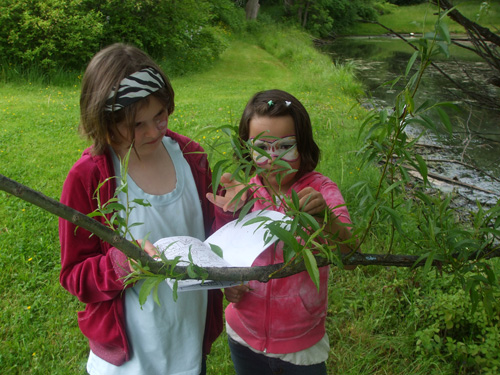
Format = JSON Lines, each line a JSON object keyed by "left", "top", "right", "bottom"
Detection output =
{"left": 320, "top": 33, "right": 500, "bottom": 211}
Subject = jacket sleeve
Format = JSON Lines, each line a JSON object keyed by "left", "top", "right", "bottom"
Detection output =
{"left": 59, "top": 159, "right": 130, "bottom": 304}
{"left": 319, "top": 177, "right": 351, "bottom": 224}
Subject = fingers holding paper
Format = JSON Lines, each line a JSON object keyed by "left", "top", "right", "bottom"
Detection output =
{"left": 224, "top": 284, "right": 250, "bottom": 303}
{"left": 206, "top": 173, "right": 248, "bottom": 212}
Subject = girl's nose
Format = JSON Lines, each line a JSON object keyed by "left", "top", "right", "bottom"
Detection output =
{"left": 268, "top": 146, "right": 279, "bottom": 160}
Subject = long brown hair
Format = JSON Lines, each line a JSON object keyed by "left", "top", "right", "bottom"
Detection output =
{"left": 79, "top": 43, "right": 175, "bottom": 155}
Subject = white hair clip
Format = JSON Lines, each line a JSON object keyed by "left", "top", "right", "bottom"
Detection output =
{"left": 285, "top": 101, "right": 291, "bottom": 107}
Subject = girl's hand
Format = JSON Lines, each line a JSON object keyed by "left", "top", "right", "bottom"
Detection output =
{"left": 129, "top": 239, "right": 159, "bottom": 271}
{"left": 297, "top": 187, "right": 327, "bottom": 215}
{"left": 206, "top": 173, "right": 248, "bottom": 212}
{"left": 224, "top": 284, "right": 250, "bottom": 303}
{"left": 136, "top": 239, "right": 159, "bottom": 258}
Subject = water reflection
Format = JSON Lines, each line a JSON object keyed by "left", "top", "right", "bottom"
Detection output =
{"left": 321, "top": 37, "right": 500, "bottom": 205}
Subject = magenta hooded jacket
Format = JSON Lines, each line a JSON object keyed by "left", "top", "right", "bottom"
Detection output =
{"left": 225, "top": 171, "right": 350, "bottom": 354}
{"left": 59, "top": 130, "right": 229, "bottom": 366}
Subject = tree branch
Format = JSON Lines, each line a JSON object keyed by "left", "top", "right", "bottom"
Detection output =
{"left": 1, "top": 173, "right": 499, "bottom": 283}
{"left": 432, "top": 0, "right": 500, "bottom": 47}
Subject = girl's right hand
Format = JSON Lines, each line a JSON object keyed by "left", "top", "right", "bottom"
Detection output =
{"left": 206, "top": 173, "right": 248, "bottom": 212}
{"left": 136, "top": 239, "right": 159, "bottom": 258}
{"left": 129, "top": 239, "right": 159, "bottom": 271}
{"left": 224, "top": 284, "right": 250, "bottom": 303}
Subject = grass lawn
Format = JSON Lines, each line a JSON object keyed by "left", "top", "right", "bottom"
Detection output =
{"left": 346, "top": 0, "right": 500, "bottom": 35}
{"left": 0, "top": 31, "right": 367, "bottom": 374}
{"left": 1, "top": 22, "right": 498, "bottom": 374}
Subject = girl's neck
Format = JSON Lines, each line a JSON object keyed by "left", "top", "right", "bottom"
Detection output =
{"left": 116, "top": 143, "right": 177, "bottom": 195}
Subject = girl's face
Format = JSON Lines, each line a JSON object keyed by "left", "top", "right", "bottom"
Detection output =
{"left": 248, "top": 115, "right": 300, "bottom": 194}
{"left": 113, "top": 96, "right": 169, "bottom": 158}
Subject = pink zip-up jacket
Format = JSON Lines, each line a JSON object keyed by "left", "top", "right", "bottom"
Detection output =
{"left": 225, "top": 171, "right": 350, "bottom": 354}
{"left": 59, "top": 130, "right": 230, "bottom": 366}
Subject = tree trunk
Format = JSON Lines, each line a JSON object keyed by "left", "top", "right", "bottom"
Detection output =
{"left": 302, "top": 1, "right": 311, "bottom": 28}
{"left": 245, "top": 0, "right": 260, "bottom": 20}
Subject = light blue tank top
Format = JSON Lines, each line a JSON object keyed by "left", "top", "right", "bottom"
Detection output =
{"left": 87, "top": 137, "right": 207, "bottom": 375}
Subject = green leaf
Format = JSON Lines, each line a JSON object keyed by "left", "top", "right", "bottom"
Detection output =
{"left": 270, "top": 225, "right": 300, "bottom": 252}
{"left": 303, "top": 249, "right": 320, "bottom": 291}
{"left": 435, "top": 107, "right": 452, "bottom": 134}
{"left": 172, "top": 280, "right": 178, "bottom": 302}
{"left": 405, "top": 51, "right": 419, "bottom": 78}
{"left": 436, "top": 20, "right": 451, "bottom": 44}
{"left": 138, "top": 277, "right": 159, "bottom": 307}
{"left": 187, "top": 264, "right": 198, "bottom": 279}
{"left": 209, "top": 244, "right": 223, "bottom": 258}
{"left": 132, "top": 198, "right": 151, "bottom": 207}
{"left": 414, "top": 154, "right": 429, "bottom": 184}
{"left": 211, "top": 159, "right": 229, "bottom": 196}
{"left": 382, "top": 181, "right": 405, "bottom": 196}
{"left": 380, "top": 206, "right": 403, "bottom": 234}
{"left": 291, "top": 189, "right": 300, "bottom": 209}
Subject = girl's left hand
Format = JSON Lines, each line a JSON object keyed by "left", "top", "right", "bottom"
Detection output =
{"left": 297, "top": 187, "right": 327, "bottom": 215}
{"left": 206, "top": 173, "right": 248, "bottom": 212}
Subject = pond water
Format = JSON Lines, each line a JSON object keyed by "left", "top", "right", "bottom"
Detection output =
{"left": 320, "top": 36, "right": 500, "bottom": 206}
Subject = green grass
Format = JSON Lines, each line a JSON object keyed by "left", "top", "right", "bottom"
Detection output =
{"left": 0, "top": 29, "right": 366, "bottom": 374}
{"left": 346, "top": 0, "right": 500, "bottom": 35}
{"left": 1, "top": 24, "right": 499, "bottom": 374}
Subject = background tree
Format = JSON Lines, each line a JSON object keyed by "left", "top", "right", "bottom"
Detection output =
{"left": 245, "top": 0, "right": 260, "bottom": 19}
{"left": 0, "top": 0, "right": 244, "bottom": 75}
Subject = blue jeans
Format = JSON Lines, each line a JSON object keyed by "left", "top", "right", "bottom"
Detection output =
{"left": 228, "top": 336, "right": 327, "bottom": 375}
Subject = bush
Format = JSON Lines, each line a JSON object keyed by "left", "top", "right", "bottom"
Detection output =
{"left": 410, "top": 274, "right": 500, "bottom": 374}
{"left": 0, "top": 0, "right": 103, "bottom": 70}
{"left": 208, "top": 0, "right": 246, "bottom": 33}
{"left": 0, "top": 0, "right": 241, "bottom": 77}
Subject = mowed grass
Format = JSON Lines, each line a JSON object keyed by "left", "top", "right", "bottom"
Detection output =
{"left": 347, "top": 0, "right": 500, "bottom": 35}
{"left": 0, "top": 31, "right": 367, "bottom": 374}
{"left": 2, "top": 21, "right": 495, "bottom": 374}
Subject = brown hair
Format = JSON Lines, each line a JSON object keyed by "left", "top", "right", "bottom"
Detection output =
{"left": 239, "top": 89, "right": 320, "bottom": 178}
{"left": 79, "top": 43, "right": 175, "bottom": 155}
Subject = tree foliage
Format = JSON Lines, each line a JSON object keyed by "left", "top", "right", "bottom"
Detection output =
{"left": 0, "top": 0, "right": 244, "bottom": 74}
{"left": 258, "top": 0, "right": 384, "bottom": 37}
{"left": 0, "top": 0, "right": 103, "bottom": 70}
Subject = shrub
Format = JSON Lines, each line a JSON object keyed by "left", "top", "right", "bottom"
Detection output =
{"left": 0, "top": 0, "right": 103, "bottom": 70}
{"left": 1, "top": 0, "right": 240, "bottom": 77}
{"left": 411, "top": 274, "right": 500, "bottom": 374}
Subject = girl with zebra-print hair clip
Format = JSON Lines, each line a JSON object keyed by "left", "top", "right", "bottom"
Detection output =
{"left": 59, "top": 43, "right": 228, "bottom": 375}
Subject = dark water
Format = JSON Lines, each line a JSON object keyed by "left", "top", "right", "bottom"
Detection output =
{"left": 321, "top": 36, "right": 500, "bottom": 206}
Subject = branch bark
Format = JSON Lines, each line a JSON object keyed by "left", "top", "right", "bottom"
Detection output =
{"left": 1, "top": 173, "right": 499, "bottom": 283}
{"left": 432, "top": 0, "right": 500, "bottom": 47}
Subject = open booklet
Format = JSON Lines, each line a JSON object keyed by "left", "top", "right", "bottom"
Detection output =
{"left": 153, "top": 210, "right": 288, "bottom": 292}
